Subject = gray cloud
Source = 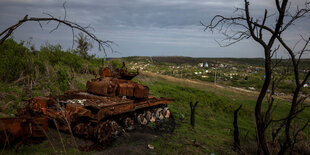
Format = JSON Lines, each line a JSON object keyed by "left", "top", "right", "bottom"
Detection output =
{"left": 0, "top": 0, "right": 309, "bottom": 58}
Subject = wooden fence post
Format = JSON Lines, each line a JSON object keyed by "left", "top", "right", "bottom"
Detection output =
{"left": 233, "top": 105, "right": 242, "bottom": 151}
{"left": 190, "top": 101, "right": 199, "bottom": 128}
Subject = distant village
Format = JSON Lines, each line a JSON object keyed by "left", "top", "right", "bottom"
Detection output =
{"left": 129, "top": 59, "right": 261, "bottom": 82}
{"left": 125, "top": 57, "right": 309, "bottom": 94}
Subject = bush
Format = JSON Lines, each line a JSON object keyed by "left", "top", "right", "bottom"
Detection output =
{"left": 0, "top": 39, "right": 32, "bottom": 82}
{"left": 0, "top": 38, "right": 103, "bottom": 95}
{"left": 111, "top": 60, "right": 123, "bottom": 69}
{"left": 55, "top": 64, "right": 70, "bottom": 91}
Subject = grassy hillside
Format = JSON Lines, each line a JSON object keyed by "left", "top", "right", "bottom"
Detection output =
{"left": 1, "top": 40, "right": 309, "bottom": 154}
{"left": 134, "top": 73, "right": 310, "bottom": 154}
{"left": 4, "top": 71, "right": 309, "bottom": 154}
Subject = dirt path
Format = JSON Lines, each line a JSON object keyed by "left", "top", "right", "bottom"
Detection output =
{"left": 140, "top": 71, "right": 310, "bottom": 103}
{"left": 140, "top": 71, "right": 257, "bottom": 94}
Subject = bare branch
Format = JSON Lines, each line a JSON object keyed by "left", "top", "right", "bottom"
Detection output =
{"left": 37, "top": 21, "right": 43, "bottom": 30}
{"left": 301, "top": 71, "right": 310, "bottom": 87}
{"left": 71, "top": 27, "right": 75, "bottom": 50}
{"left": 267, "top": 0, "right": 288, "bottom": 48}
{"left": 275, "top": 0, "right": 281, "bottom": 12}
{"left": 291, "top": 120, "right": 309, "bottom": 149}
{"left": 277, "top": 37, "right": 300, "bottom": 86}
{"left": 272, "top": 120, "right": 286, "bottom": 142}
{"left": 281, "top": 2, "right": 310, "bottom": 33}
{"left": 270, "top": 44, "right": 281, "bottom": 58}
{"left": 0, "top": 3, "right": 114, "bottom": 56}
{"left": 244, "top": 0, "right": 267, "bottom": 47}
{"left": 297, "top": 37, "right": 310, "bottom": 65}
{"left": 272, "top": 105, "right": 310, "bottom": 123}
{"left": 259, "top": 9, "right": 268, "bottom": 39}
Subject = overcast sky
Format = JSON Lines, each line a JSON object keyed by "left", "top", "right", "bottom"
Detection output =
{"left": 0, "top": 0, "right": 309, "bottom": 58}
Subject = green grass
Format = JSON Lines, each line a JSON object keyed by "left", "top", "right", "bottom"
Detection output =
{"left": 1, "top": 141, "right": 82, "bottom": 155}
{"left": 1, "top": 72, "right": 309, "bottom": 154}
{"left": 135, "top": 76, "right": 310, "bottom": 154}
{"left": 141, "top": 80, "right": 253, "bottom": 154}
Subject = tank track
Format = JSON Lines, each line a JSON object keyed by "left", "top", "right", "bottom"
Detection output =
{"left": 71, "top": 105, "right": 173, "bottom": 145}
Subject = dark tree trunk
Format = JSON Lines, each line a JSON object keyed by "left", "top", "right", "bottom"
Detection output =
{"left": 190, "top": 101, "right": 199, "bottom": 128}
{"left": 233, "top": 105, "right": 242, "bottom": 150}
{"left": 278, "top": 86, "right": 301, "bottom": 155}
{"left": 255, "top": 49, "right": 272, "bottom": 155}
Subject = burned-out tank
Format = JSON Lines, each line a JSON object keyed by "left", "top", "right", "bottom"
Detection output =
{"left": 24, "top": 64, "right": 174, "bottom": 144}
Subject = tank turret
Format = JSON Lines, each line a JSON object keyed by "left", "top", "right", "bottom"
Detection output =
{"left": 86, "top": 64, "right": 148, "bottom": 99}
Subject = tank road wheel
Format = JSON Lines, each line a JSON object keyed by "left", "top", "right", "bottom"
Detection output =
{"left": 137, "top": 113, "right": 148, "bottom": 125}
{"left": 73, "top": 123, "right": 85, "bottom": 137}
{"left": 124, "top": 117, "right": 134, "bottom": 130}
{"left": 96, "top": 121, "right": 112, "bottom": 144}
{"left": 73, "top": 122, "right": 94, "bottom": 139}
{"left": 163, "top": 107, "right": 171, "bottom": 119}
{"left": 155, "top": 108, "right": 164, "bottom": 120}
{"left": 146, "top": 110, "right": 155, "bottom": 123}
{"left": 110, "top": 121, "right": 119, "bottom": 136}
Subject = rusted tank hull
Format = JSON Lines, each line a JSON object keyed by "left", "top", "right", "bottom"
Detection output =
{"left": 27, "top": 92, "right": 173, "bottom": 143}
{"left": 1, "top": 65, "right": 174, "bottom": 149}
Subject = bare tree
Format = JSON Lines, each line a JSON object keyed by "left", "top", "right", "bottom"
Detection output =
{"left": 0, "top": 2, "right": 113, "bottom": 56}
{"left": 202, "top": 0, "right": 310, "bottom": 154}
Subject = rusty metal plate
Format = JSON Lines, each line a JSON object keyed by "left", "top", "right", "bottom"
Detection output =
{"left": 0, "top": 116, "right": 48, "bottom": 147}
